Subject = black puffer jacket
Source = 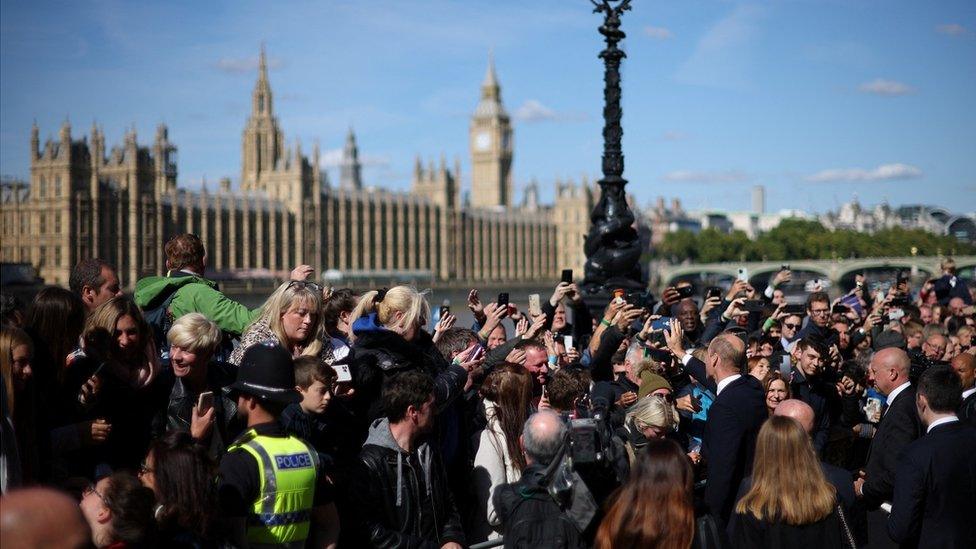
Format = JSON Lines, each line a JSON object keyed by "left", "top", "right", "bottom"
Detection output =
{"left": 347, "top": 418, "right": 466, "bottom": 549}
{"left": 341, "top": 314, "right": 467, "bottom": 453}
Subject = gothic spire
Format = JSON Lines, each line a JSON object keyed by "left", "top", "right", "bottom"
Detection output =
{"left": 252, "top": 43, "right": 273, "bottom": 116}
{"left": 481, "top": 50, "right": 499, "bottom": 100}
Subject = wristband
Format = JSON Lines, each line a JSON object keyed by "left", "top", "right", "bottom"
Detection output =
{"left": 548, "top": 355, "right": 559, "bottom": 365}
{"left": 600, "top": 318, "right": 612, "bottom": 327}
{"left": 762, "top": 317, "right": 775, "bottom": 332}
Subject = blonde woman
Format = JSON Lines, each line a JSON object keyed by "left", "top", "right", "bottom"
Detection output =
{"left": 230, "top": 280, "right": 330, "bottom": 366}
{"left": 345, "top": 286, "right": 470, "bottom": 448}
{"left": 730, "top": 415, "right": 849, "bottom": 547}
{"left": 616, "top": 394, "right": 680, "bottom": 468}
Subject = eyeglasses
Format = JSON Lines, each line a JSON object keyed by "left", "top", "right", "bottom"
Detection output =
{"left": 287, "top": 280, "right": 324, "bottom": 294}
{"left": 783, "top": 323, "right": 801, "bottom": 330}
{"left": 810, "top": 308, "right": 830, "bottom": 316}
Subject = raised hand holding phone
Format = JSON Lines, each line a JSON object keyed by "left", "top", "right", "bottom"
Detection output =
{"left": 191, "top": 399, "right": 216, "bottom": 441}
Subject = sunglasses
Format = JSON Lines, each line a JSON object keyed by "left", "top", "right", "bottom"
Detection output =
{"left": 783, "top": 323, "right": 801, "bottom": 330}
{"left": 287, "top": 280, "right": 323, "bottom": 294}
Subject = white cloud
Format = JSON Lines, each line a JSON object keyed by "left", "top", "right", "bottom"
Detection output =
{"left": 674, "top": 4, "right": 766, "bottom": 90}
{"left": 857, "top": 78, "right": 915, "bottom": 96}
{"left": 213, "top": 55, "right": 285, "bottom": 74}
{"left": 661, "top": 131, "right": 689, "bottom": 141}
{"left": 644, "top": 26, "right": 674, "bottom": 40}
{"left": 513, "top": 99, "right": 586, "bottom": 123}
{"left": 806, "top": 163, "right": 922, "bottom": 183}
{"left": 660, "top": 170, "right": 750, "bottom": 183}
{"left": 936, "top": 23, "right": 968, "bottom": 37}
{"left": 319, "top": 148, "right": 390, "bottom": 169}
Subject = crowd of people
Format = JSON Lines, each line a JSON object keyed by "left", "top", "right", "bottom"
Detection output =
{"left": 1, "top": 233, "right": 975, "bottom": 549}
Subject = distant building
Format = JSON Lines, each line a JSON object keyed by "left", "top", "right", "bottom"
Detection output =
{"left": 0, "top": 48, "right": 596, "bottom": 287}
{"left": 819, "top": 197, "right": 975, "bottom": 244}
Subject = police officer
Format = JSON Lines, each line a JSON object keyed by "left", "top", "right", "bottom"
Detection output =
{"left": 217, "top": 342, "right": 340, "bottom": 548}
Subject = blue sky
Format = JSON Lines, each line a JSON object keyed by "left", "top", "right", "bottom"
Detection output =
{"left": 1, "top": 0, "right": 974, "bottom": 214}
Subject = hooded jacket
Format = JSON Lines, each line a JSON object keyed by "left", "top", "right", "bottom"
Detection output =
{"left": 134, "top": 271, "right": 259, "bottom": 338}
{"left": 348, "top": 418, "right": 465, "bottom": 549}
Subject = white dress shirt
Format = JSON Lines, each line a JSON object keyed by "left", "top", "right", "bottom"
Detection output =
{"left": 926, "top": 415, "right": 959, "bottom": 434}
{"left": 886, "top": 381, "right": 911, "bottom": 406}
{"left": 716, "top": 374, "right": 742, "bottom": 396}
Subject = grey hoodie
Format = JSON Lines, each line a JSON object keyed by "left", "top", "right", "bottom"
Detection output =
{"left": 364, "top": 417, "right": 434, "bottom": 507}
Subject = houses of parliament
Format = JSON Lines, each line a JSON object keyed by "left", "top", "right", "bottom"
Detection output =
{"left": 0, "top": 48, "right": 595, "bottom": 288}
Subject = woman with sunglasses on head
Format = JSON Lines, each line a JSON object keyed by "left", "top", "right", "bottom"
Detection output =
{"left": 341, "top": 286, "right": 471, "bottom": 456}
{"left": 138, "top": 431, "right": 219, "bottom": 547}
{"left": 230, "top": 279, "right": 332, "bottom": 366}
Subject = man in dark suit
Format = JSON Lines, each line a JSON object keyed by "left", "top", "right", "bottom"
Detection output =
{"left": 855, "top": 347, "right": 922, "bottom": 548}
{"left": 888, "top": 365, "right": 976, "bottom": 548}
{"left": 952, "top": 353, "right": 976, "bottom": 426}
{"left": 789, "top": 338, "right": 834, "bottom": 454}
{"left": 666, "top": 321, "right": 767, "bottom": 526}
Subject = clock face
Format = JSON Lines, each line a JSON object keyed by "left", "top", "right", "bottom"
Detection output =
{"left": 475, "top": 131, "right": 490, "bottom": 151}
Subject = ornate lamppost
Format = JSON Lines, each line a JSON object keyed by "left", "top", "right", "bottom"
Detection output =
{"left": 582, "top": 0, "right": 645, "bottom": 301}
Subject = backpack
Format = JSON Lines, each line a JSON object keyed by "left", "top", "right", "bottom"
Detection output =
{"left": 143, "top": 287, "right": 181, "bottom": 357}
{"left": 497, "top": 485, "right": 587, "bottom": 549}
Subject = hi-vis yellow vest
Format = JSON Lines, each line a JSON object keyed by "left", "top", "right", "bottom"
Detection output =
{"left": 228, "top": 429, "right": 319, "bottom": 547}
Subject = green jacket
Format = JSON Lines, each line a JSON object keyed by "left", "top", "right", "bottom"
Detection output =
{"left": 134, "top": 272, "right": 260, "bottom": 337}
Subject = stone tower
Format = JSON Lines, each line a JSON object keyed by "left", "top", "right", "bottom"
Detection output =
{"left": 340, "top": 127, "right": 363, "bottom": 190}
{"left": 241, "top": 45, "right": 285, "bottom": 191}
{"left": 469, "top": 53, "right": 513, "bottom": 209}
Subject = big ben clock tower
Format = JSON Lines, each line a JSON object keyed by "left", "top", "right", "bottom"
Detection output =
{"left": 469, "top": 54, "right": 513, "bottom": 209}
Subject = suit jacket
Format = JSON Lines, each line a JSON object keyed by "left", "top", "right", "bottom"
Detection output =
{"left": 862, "top": 385, "right": 922, "bottom": 507}
{"left": 959, "top": 392, "right": 976, "bottom": 428}
{"left": 686, "top": 357, "right": 767, "bottom": 524}
{"left": 887, "top": 421, "right": 976, "bottom": 548}
{"left": 790, "top": 369, "right": 833, "bottom": 455}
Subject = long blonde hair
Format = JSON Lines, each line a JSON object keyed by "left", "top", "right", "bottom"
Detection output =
{"left": 626, "top": 394, "right": 679, "bottom": 434}
{"left": 0, "top": 326, "right": 33, "bottom": 413}
{"left": 255, "top": 281, "right": 323, "bottom": 358}
{"left": 349, "top": 286, "right": 430, "bottom": 335}
{"left": 736, "top": 415, "right": 836, "bottom": 524}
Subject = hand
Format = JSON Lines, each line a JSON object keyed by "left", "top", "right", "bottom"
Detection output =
{"left": 478, "top": 303, "right": 507, "bottom": 340}
{"left": 334, "top": 382, "right": 356, "bottom": 399}
{"left": 538, "top": 391, "right": 552, "bottom": 411}
{"left": 862, "top": 312, "right": 880, "bottom": 332}
{"left": 836, "top": 375, "right": 856, "bottom": 397}
{"left": 86, "top": 418, "right": 111, "bottom": 444}
{"left": 456, "top": 353, "right": 484, "bottom": 375}
{"left": 509, "top": 307, "right": 525, "bottom": 323}
{"left": 725, "top": 279, "right": 748, "bottom": 301}
{"left": 602, "top": 298, "right": 626, "bottom": 325}
{"left": 661, "top": 287, "right": 681, "bottom": 306}
{"left": 289, "top": 264, "right": 313, "bottom": 281}
{"left": 515, "top": 317, "right": 529, "bottom": 338}
{"left": 615, "top": 391, "right": 638, "bottom": 409}
{"left": 78, "top": 375, "right": 102, "bottom": 406}
{"left": 638, "top": 315, "right": 658, "bottom": 340}
{"left": 432, "top": 313, "right": 456, "bottom": 343}
{"left": 190, "top": 404, "right": 215, "bottom": 441}
{"left": 523, "top": 314, "right": 547, "bottom": 341}
{"left": 543, "top": 330, "right": 557, "bottom": 355}
{"left": 675, "top": 393, "right": 702, "bottom": 414}
{"left": 771, "top": 303, "right": 787, "bottom": 320}
{"left": 853, "top": 472, "right": 866, "bottom": 498}
{"left": 467, "top": 289, "right": 484, "bottom": 316}
{"left": 615, "top": 304, "right": 642, "bottom": 331}
{"left": 772, "top": 269, "right": 792, "bottom": 287}
{"left": 723, "top": 297, "right": 748, "bottom": 320}
{"left": 505, "top": 348, "right": 527, "bottom": 365}
{"left": 565, "top": 346, "right": 580, "bottom": 364}
{"left": 687, "top": 451, "right": 701, "bottom": 465}
{"left": 665, "top": 318, "right": 686, "bottom": 358}
{"left": 700, "top": 296, "right": 721, "bottom": 319}
{"left": 549, "top": 282, "right": 572, "bottom": 307}
{"left": 441, "top": 543, "right": 463, "bottom": 549}
{"left": 565, "top": 283, "right": 583, "bottom": 304}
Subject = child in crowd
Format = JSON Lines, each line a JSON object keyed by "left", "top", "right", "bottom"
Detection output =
{"left": 281, "top": 356, "right": 337, "bottom": 460}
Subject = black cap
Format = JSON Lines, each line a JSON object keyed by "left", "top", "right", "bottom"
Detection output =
{"left": 873, "top": 330, "right": 907, "bottom": 352}
{"left": 227, "top": 341, "right": 301, "bottom": 404}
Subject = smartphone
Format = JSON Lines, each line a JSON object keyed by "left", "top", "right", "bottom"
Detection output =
{"left": 561, "top": 269, "right": 573, "bottom": 284}
{"left": 197, "top": 391, "right": 215, "bottom": 414}
{"left": 470, "top": 345, "right": 485, "bottom": 361}
{"left": 742, "top": 300, "right": 766, "bottom": 313}
{"left": 563, "top": 335, "right": 574, "bottom": 350}
{"left": 705, "top": 287, "right": 722, "bottom": 300}
{"left": 439, "top": 305, "right": 450, "bottom": 317}
{"left": 782, "top": 304, "right": 806, "bottom": 315}
{"left": 651, "top": 316, "right": 673, "bottom": 331}
{"left": 781, "top": 264, "right": 790, "bottom": 271}
{"left": 737, "top": 268, "right": 749, "bottom": 282}
{"left": 888, "top": 308, "right": 905, "bottom": 321}
{"left": 676, "top": 285, "right": 695, "bottom": 299}
{"left": 780, "top": 355, "right": 792, "bottom": 377}
{"left": 528, "top": 294, "right": 542, "bottom": 317}
{"left": 332, "top": 363, "right": 353, "bottom": 383}
{"left": 832, "top": 304, "right": 848, "bottom": 314}
{"left": 497, "top": 293, "right": 509, "bottom": 317}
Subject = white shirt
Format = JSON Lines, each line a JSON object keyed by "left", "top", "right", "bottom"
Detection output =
{"left": 963, "top": 387, "right": 976, "bottom": 401}
{"left": 927, "top": 415, "right": 959, "bottom": 434}
{"left": 886, "top": 381, "right": 911, "bottom": 406}
{"left": 716, "top": 374, "right": 742, "bottom": 396}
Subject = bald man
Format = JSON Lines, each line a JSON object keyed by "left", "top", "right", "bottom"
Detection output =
{"left": 666, "top": 326, "right": 766, "bottom": 526}
{"left": 0, "top": 487, "right": 90, "bottom": 549}
{"left": 952, "top": 353, "right": 976, "bottom": 427}
{"left": 857, "top": 348, "right": 923, "bottom": 548}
